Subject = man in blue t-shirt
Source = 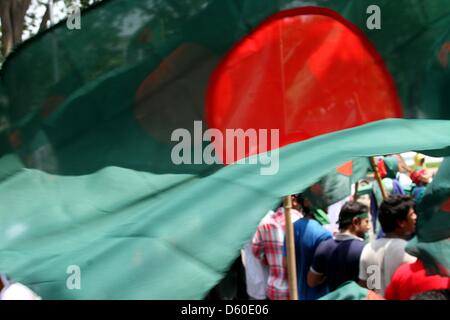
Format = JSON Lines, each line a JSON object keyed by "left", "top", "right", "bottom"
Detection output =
{"left": 284, "top": 196, "right": 332, "bottom": 300}
{"left": 307, "top": 201, "right": 370, "bottom": 292}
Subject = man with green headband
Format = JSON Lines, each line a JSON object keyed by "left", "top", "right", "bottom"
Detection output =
{"left": 307, "top": 202, "right": 370, "bottom": 292}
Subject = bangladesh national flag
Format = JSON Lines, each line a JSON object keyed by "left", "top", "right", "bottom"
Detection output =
{"left": 406, "top": 157, "right": 450, "bottom": 277}
{"left": 0, "top": 0, "right": 449, "bottom": 299}
{"left": 304, "top": 158, "right": 370, "bottom": 212}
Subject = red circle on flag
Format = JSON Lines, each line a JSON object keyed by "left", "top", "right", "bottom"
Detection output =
{"left": 206, "top": 7, "right": 403, "bottom": 164}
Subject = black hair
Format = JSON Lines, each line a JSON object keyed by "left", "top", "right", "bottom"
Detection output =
{"left": 338, "top": 201, "right": 369, "bottom": 230}
{"left": 276, "top": 193, "right": 302, "bottom": 211}
{"left": 276, "top": 199, "right": 284, "bottom": 211}
{"left": 378, "top": 195, "right": 415, "bottom": 233}
{"left": 410, "top": 290, "right": 450, "bottom": 300}
{"left": 296, "top": 193, "right": 311, "bottom": 215}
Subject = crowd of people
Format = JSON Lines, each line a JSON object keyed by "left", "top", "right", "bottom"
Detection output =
{"left": 242, "top": 154, "right": 449, "bottom": 300}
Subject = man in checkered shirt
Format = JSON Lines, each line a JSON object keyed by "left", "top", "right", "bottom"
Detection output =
{"left": 252, "top": 195, "right": 302, "bottom": 300}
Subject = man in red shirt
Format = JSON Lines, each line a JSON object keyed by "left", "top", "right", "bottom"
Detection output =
{"left": 384, "top": 259, "right": 450, "bottom": 300}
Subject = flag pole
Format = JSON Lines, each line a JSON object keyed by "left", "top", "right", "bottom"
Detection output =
{"left": 369, "top": 157, "right": 388, "bottom": 200}
{"left": 354, "top": 181, "right": 359, "bottom": 201}
{"left": 48, "top": 0, "right": 55, "bottom": 26}
{"left": 284, "top": 195, "right": 298, "bottom": 300}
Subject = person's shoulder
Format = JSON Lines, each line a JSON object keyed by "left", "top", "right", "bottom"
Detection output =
{"left": 317, "top": 237, "right": 336, "bottom": 250}
{"left": 308, "top": 218, "right": 328, "bottom": 231}
{"left": 349, "top": 238, "right": 366, "bottom": 250}
{"left": 360, "top": 239, "right": 379, "bottom": 259}
{"left": 316, "top": 222, "right": 332, "bottom": 237}
{"left": 334, "top": 238, "right": 364, "bottom": 258}
{"left": 366, "top": 237, "right": 388, "bottom": 250}
{"left": 306, "top": 220, "right": 332, "bottom": 239}
{"left": 389, "top": 237, "right": 408, "bottom": 245}
{"left": 1, "top": 283, "right": 42, "bottom": 300}
{"left": 387, "top": 238, "right": 409, "bottom": 251}
{"left": 312, "top": 240, "right": 332, "bottom": 260}
{"left": 291, "top": 208, "right": 303, "bottom": 218}
{"left": 389, "top": 261, "right": 415, "bottom": 287}
{"left": 293, "top": 217, "right": 308, "bottom": 230}
{"left": 259, "top": 210, "right": 275, "bottom": 224}
{"left": 396, "top": 261, "right": 416, "bottom": 275}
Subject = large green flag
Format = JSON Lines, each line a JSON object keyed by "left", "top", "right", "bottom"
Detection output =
{"left": 0, "top": 0, "right": 449, "bottom": 299}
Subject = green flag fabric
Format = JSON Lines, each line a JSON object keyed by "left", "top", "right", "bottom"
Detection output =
{"left": 320, "top": 281, "right": 383, "bottom": 300}
{"left": 304, "top": 158, "right": 370, "bottom": 211}
{"left": 406, "top": 157, "right": 450, "bottom": 277}
{"left": 0, "top": 0, "right": 449, "bottom": 299}
{"left": 0, "top": 119, "right": 449, "bottom": 299}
